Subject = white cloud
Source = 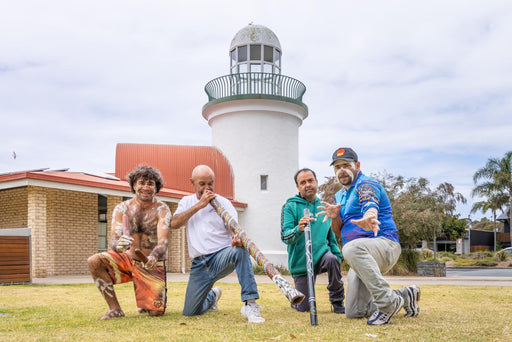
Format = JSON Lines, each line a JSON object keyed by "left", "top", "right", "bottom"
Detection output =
{"left": 1, "top": 0, "right": 511, "bottom": 220}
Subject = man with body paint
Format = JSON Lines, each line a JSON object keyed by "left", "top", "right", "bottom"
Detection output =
{"left": 171, "top": 165, "right": 265, "bottom": 323}
{"left": 318, "top": 147, "right": 420, "bottom": 325}
{"left": 87, "top": 165, "right": 171, "bottom": 320}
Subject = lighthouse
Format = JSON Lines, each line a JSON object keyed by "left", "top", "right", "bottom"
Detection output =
{"left": 202, "top": 24, "right": 308, "bottom": 266}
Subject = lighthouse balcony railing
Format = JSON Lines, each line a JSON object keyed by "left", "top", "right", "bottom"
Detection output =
{"left": 204, "top": 72, "right": 306, "bottom": 102}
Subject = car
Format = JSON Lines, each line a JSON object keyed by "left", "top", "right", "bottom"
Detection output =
{"left": 500, "top": 247, "right": 512, "bottom": 254}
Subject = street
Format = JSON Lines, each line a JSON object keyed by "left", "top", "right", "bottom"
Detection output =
{"left": 447, "top": 267, "right": 512, "bottom": 277}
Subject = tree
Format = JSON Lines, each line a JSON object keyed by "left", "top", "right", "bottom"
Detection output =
{"left": 437, "top": 182, "right": 467, "bottom": 215}
{"left": 389, "top": 176, "right": 446, "bottom": 248}
{"left": 317, "top": 176, "right": 341, "bottom": 204}
{"left": 473, "top": 151, "right": 512, "bottom": 242}
{"left": 319, "top": 172, "right": 467, "bottom": 249}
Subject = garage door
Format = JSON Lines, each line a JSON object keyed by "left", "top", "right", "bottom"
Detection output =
{"left": 0, "top": 236, "right": 30, "bottom": 284}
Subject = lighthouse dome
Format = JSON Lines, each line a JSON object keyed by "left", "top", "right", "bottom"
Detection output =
{"left": 230, "top": 23, "right": 281, "bottom": 51}
{"left": 229, "top": 23, "right": 282, "bottom": 75}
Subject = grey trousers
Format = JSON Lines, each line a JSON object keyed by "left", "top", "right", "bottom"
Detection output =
{"left": 342, "top": 237, "right": 401, "bottom": 318}
{"left": 291, "top": 251, "right": 345, "bottom": 312}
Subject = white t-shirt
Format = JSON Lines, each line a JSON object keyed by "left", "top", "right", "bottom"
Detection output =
{"left": 174, "top": 194, "right": 237, "bottom": 258}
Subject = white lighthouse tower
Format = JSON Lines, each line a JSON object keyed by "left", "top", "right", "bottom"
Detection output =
{"left": 202, "top": 24, "right": 308, "bottom": 266}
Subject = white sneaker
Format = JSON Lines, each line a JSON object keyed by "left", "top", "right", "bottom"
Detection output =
{"left": 208, "top": 287, "right": 222, "bottom": 311}
{"left": 241, "top": 301, "right": 265, "bottom": 323}
{"left": 367, "top": 295, "right": 404, "bottom": 325}
{"left": 403, "top": 285, "right": 420, "bottom": 317}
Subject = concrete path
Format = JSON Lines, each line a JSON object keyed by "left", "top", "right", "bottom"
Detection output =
{"left": 32, "top": 272, "right": 512, "bottom": 286}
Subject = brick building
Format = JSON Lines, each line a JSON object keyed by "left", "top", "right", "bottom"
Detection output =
{"left": 0, "top": 144, "right": 246, "bottom": 281}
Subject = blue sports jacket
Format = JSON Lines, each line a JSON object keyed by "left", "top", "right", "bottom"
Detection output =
{"left": 334, "top": 171, "right": 399, "bottom": 245}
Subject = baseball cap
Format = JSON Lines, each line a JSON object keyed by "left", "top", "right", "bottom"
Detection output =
{"left": 330, "top": 147, "right": 358, "bottom": 166}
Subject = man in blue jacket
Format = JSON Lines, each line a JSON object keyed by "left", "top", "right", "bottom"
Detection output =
{"left": 281, "top": 168, "right": 345, "bottom": 314}
{"left": 318, "top": 147, "right": 420, "bottom": 325}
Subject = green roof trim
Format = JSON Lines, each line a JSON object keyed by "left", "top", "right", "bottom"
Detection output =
{"left": 202, "top": 94, "right": 308, "bottom": 112}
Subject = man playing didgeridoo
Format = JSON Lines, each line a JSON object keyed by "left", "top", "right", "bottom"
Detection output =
{"left": 87, "top": 165, "right": 171, "bottom": 320}
{"left": 171, "top": 165, "right": 265, "bottom": 323}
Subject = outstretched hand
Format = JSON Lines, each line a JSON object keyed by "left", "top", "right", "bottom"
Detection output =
{"left": 350, "top": 215, "right": 380, "bottom": 237}
{"left": 317, "top": 201, "right": 342, "bottom": 223}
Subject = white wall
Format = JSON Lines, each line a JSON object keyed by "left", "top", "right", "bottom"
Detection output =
{"left": 203, "top": 99, "right": 307, "bottom": 267}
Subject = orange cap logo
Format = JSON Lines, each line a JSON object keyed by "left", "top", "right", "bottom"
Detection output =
{"left": 336, "top": 149, "right": 345, "bottom": 157}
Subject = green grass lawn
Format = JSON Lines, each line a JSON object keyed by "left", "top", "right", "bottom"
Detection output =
{"left": 1, "top": 282, "right": 511, "bottom": 341}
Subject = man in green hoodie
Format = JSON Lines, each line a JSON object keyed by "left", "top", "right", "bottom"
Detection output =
{"left": 281, "top": 168, "right": 345, "bottom": 313}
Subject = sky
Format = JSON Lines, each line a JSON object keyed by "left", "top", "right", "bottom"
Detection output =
{"left": 1, "top": 0, "right": 511, "bottom": 220}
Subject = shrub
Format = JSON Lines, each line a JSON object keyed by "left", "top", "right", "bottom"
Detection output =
{"left": 475, "top": 259, "right": 498, "bottom": 267}
{"left": 341, "top": 259, "right": 350, "bottom": 272}
{"left": 387, "top": 249, "right": 419, "bottom": 275}
{"left": 495, "top": 250, "right": 508, "bottom": 262}
{"left": 420, "top": 248, "right": 434, "bottom": 261}
{"left": 437, "top": 251, "right": 454, "bottom": 260}
{"left": 453, "top": 257, "right": 478, "bottom": 266}
{"left": 471, "top": 251, "right": 493, "bottom": 259}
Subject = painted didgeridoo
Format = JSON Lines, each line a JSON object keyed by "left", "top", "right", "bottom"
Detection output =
{"left": 134, "top": 249, "right": 149, "bottom": 263}
{"left": 304, "top": 208, "right": 318, "bottom": 325}
{"left": 122, "top": 214, "right": 130, "bottom": 236}
{"left": 210, "top": 198, "right": 305, "bottom": 305}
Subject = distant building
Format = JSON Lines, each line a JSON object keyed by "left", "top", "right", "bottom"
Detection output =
{"left": 497, "top": 208, "right": 511, "bottom": 249}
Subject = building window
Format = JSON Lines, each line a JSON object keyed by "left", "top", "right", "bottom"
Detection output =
{"left": 98, "top": 195, "right": 108, "bottom": 251}
{"left": 260, "top": 175, "right": 268, "bottom": 191}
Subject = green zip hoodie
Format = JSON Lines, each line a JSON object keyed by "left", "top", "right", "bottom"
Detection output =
{"left": 280, "top": 195, "right": 342, "bottom": 277}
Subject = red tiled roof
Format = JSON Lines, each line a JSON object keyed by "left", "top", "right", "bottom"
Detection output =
{"left": 115, "top": 143, "right": 235, "bottom": 199}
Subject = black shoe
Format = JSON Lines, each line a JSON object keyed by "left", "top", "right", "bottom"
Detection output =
{"left": 331, "top": 301, "right": 345, "bottom": 314}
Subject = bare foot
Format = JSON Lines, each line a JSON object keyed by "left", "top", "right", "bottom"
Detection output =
{"left": 148, "top": 310, "right": 164, "bottom": 317}
{"left": 99, "top": 309, "right": 125, "bottom": 320}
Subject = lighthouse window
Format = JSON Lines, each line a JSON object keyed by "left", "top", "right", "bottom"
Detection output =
{"left": 250, "top": 63, "right": 262, "bottom": 73}
{"left": 230, "top": 49, "right": 236, "bottom": 67}
{"left": 239, "top": 63, "right": 248, "bottom": 73}
{"left": 250, "top": 44, "right": 261, "bottom": 60}
{"left": 238, "top": 46, "right": 247, "bottom": 62}
{"left": 263, "top": 63, "right": 272, "bottom": 73}
{"left": 260, "top": 175, "right": 268, "bottom": 191}
{"left": 274, "top": 49, "right": 281, "bottom": 64}
{"left": 264, "top": 46, "right": 273, "bottom": 62}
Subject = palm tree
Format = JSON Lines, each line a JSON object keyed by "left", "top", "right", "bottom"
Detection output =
{"left": 473, "top": 151, "right": 512, "bottom": 242}
{"left": 471, "top": 188, "right": 507, "bottom": 250}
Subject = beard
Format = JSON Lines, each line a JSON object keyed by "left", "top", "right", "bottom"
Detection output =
{"left": 336, "top": 165, "right": 356, "bottom": 188}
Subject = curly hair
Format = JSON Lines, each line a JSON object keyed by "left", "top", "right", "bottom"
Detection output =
{"left": 127, "top": 165, "right": 164, "bottom": 193}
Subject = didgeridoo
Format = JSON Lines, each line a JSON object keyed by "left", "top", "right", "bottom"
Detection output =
{"left": 122, "top": 214, "right": 130, "bottom": 236}
{"left": 134, "top": 249, "right": 149, "bottom": 263}
{"left": 210, "top": 198, "right": 305, "bottom": 305}
{"left": 304, "top": 208, "right": 318, "bottom": 325}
